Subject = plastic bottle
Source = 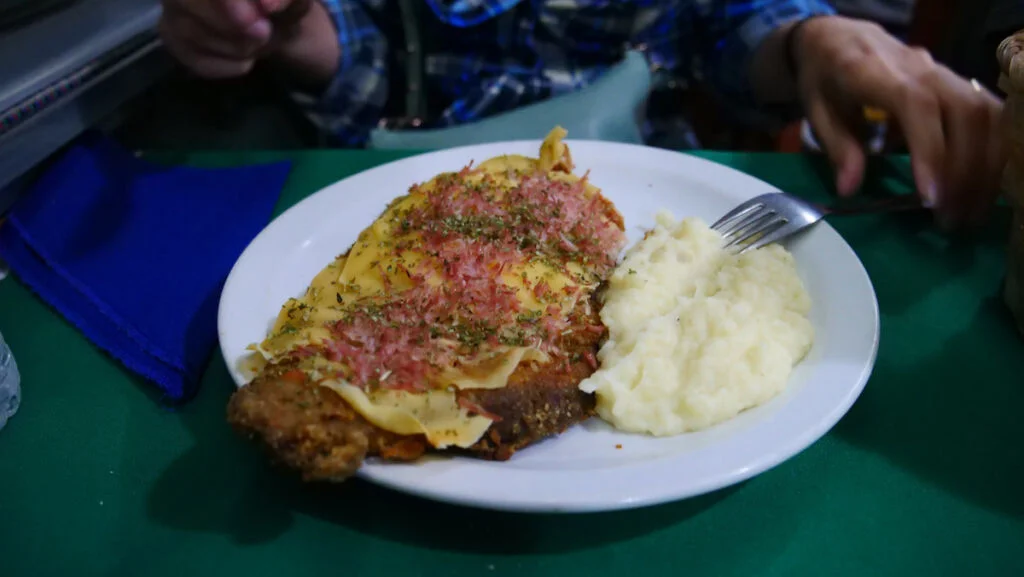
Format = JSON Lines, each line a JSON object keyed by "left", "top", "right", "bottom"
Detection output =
{"left": 0, "top": 330, "right": 21, "bottom": 431}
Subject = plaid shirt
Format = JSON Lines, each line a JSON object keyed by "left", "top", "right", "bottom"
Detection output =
{"left": 295, "top": 0, "right": 834, "bottom": 147}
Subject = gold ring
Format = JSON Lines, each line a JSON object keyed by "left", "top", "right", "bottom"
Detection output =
{"left": 863, "top": 106, "right": 888, "bottom": 122}
{"left": 971, "top": 78, "right": 984, "bottom": 93}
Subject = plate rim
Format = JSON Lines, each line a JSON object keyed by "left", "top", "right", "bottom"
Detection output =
{"left": 217, "top": 138, "right": 880, "bottom": 513}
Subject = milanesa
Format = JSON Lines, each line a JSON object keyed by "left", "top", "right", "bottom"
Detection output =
{"left": 227, "top": 128, "right": 626, "bottom": 481}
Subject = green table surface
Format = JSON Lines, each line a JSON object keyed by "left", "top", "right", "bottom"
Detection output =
{"left": 1, "top": 150, "right": 1022, "bottom": 577}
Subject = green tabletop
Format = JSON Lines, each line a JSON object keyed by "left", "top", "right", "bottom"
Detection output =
{"left": 1, "top": 150, "right": 1022, "bottom": 577}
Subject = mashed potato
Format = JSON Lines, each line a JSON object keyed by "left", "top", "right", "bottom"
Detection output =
{"left": 578, "top": 212, "right": 814, "bottom": 436}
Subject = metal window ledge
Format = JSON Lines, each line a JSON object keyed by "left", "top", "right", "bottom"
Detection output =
{"left": 0, "top": 0, "right": 167, "bottom": 211}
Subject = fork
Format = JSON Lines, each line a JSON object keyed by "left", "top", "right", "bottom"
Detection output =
{"left": 711, "top": 192, "right": 925, "bottom": 253}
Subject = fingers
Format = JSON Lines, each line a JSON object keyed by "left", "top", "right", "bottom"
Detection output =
{"left": 820, "top": 36, "right": 945, "bottom": 206}
{"left": 867, "top": 70, "right": 946, "bottom": 209}
{"left": 932, "top": 71, "right": 973, "bottom": 228}
{"left": 891, "top": 93, "right": 945, "bottom": 208}
{"left": 983, "top": 100, "right": 1009, "bottom": 223}
{"left": 795, "top": 17, "right": 1005, "bottom": 232}
{"left": 257, "top": 0, "right": 293, "bottom": 13}
{"left": 805, "top": 93, "right": 866, "bottom": 197}
{"left": 162, "top": 7, "right": 265, "bottom": 59}
{"left": 174, "top": 0, "right": 267, "bottom": 36}
{"left": 976, "top": 83, "right": 1007, "bottom": 226}
{"left": 263, "top": 0, "right": 311, "bottom": 28}
{"left": 929, "top": 68, "right": 998, "bottom": 228}
{"left": 159, "top": 0, "right": 273, "bottom": 78}
{"left": 159, "top": 20, "right": 255, "bottom": 77}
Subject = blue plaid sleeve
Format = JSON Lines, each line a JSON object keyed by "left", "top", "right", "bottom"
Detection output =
{"left": 292, "top": 0, "right": 390, "bottom": 146}
{"left": 423, "top": 0, "right": 523, "bottom": 27}
{"left": 691, "top": 0, "right": 835, "bottom": 118}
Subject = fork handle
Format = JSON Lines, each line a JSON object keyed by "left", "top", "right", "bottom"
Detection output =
{"left": 819, "top": 195, "right": 925, "bottom": 216}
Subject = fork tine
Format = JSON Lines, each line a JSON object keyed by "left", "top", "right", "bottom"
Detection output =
{"left": 720, "top": 209, "right": 771, "bottom": 239}
{"left": 724, "top": 213, "right": 786, "bottom": 250}
{"left": 710, "top": 200, "right": 764, "bottom": 233}
{"left": 736, "top": 220, "right": 793, "bottom": 253}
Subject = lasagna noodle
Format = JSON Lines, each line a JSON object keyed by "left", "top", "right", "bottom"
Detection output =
{"left": 320, "top": 380, "right": 493, "bottom": 449}
{"left": 248, "top": 127, "right": 608, "bottom": 447}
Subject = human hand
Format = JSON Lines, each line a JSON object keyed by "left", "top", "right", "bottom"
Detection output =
{"left": 158, "top": 0, "right": 313, "bottom": 78}
{"left": 793, "top": 16, "right": 1005, "bottom": 229}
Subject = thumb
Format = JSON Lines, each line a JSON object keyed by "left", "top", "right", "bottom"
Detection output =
{"left": 806, "top": 94, "right": 866, "bottom": 197}
{"left": 259, "top": 0, "right": 310, "bottom": 27}
{"left": 258, "top": 0, "right": 305, "bottom": 15}
{"left": 256, "top": 0, "right": 285, "bottom": 12}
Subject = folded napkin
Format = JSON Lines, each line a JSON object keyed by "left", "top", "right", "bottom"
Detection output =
{"left": 0, "top": 133, "right": 291, "bottom": 401}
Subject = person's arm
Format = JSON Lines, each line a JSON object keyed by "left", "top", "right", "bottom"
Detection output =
{"left": 284, "top": 0, "right": 390, "bottom": 146}
{"left": 766, "top": 15, "right": 1003, "bottom": 229}
{"left": 689, "top": 0, "right": 835, "bottom": 118}
{"left": 697, "top": 1, "right": 1005, "bottom": 230}
{"left": 158, "top": 0, "right": 387, "bottom": 146}
{"left": 749, "top": 20, "right": 802, "bottom": 105}
{"left": 266, "top": 0, "right": 342, "bottom": 92}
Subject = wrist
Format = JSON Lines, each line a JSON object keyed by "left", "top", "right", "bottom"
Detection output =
{"left": 266, "top": 1, "right": 340, "bottom": 91}
{"left": 750, "top": 16, "right": 819, "bottom": 104}
{"left": 784, "top": 15, "right": 828, "bottom": 87}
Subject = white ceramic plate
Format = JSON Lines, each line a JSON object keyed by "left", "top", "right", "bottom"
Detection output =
{"left": 219, "top": 140, "right": 879, "bottom": 513}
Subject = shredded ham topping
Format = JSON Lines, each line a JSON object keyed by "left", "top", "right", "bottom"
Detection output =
{"left": 301, "top": 165, "right": 626, "bottom": 392}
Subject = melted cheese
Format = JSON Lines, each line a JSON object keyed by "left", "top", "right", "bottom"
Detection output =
{"left": 320, "top": 380, "right": 493, "bottom": 449}
{"left": 246, "top": 127, "right": 603, "bottom": 447}
{"left": 442, "top": 346, "right": 549, "bottom": 390}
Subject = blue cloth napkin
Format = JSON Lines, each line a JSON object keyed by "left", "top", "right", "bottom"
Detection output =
{"left": 0, "top": 133, "right": 291, "bottom": 402}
